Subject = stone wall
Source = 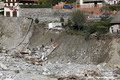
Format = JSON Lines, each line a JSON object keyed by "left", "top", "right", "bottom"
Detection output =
{"left": 20, "top": 8, "right": 72, "bottom": 22}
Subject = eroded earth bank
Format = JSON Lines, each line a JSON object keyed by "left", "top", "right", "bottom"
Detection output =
{"left": 0, "top": 17, "right": 120, "bottom": 80}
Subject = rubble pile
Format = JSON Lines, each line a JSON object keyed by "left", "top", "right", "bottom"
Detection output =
{"left": 115, "top": 68, "right": 120, "bottom": 75}
{"left": 0, "top": 40, "right": 120, "bottom": 80}
{"left": 0, "top": 49, "right": 120, "bottom": 80}
{"left": 12, "top": 44, "right": 58, "bottom": 65}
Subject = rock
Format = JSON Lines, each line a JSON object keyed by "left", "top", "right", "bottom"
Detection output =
{"left": 4, "top": 78, "right": 14, "bottom": 80}
{"left": 43, "top": 67, "right": 48, "bottom": 72}
{"left": 0, "top": 72, "right": 3, "bottom": 76}
{"left": 15, "top": 70, "right": 20, "bottom": 74}
{"left": 115, "top": 68, "right": 120, "bottom": 75}
{"left": 0, "top": 62, "right": 8, "bottom": 70}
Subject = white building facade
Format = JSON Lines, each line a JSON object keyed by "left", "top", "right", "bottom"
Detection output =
{"left": 79, "top": 0, "right": 103, "bottom": 8}
{"left": 104, "top": 0, "right": 119, "bottom": 5}
{"left": 48, "top": 23, "right": 63, "bottom": 30}
{"left": 4, "top": 0, "right": 19, "bottom": 17}
{"left": 80, "top": 0, "right": 119, "bottom": 7}
{"left": 109, "top": 25, "right": 120, "bottom": 33}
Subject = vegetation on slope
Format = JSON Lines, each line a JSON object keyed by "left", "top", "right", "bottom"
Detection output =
{"left": 65, "top": 10, "right": 112, "bottom": 39}
{"left": 20, "top": 0, "right": 76, "bottom": 8}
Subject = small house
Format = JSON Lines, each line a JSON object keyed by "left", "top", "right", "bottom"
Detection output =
{"left": 110, "top": 11, "right": 120, "bottom": 33}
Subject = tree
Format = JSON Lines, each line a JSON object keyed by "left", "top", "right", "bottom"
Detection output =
{"left": 35, "top": 18, "right": 39, "bottom": 23}
{"left": 67, "top": 19, "right": 72, "bottom": 25}
{"left": 100, "top": 1, "right": 111, "bottom": 13}
{"left": 60, "top": 17, "right": 64, "bottom": 22}
{"left": 38, "top": 0, "right": 46, "bottom": 5}
{"left": 71, "top": 10, "right": 86, "bottom": 30}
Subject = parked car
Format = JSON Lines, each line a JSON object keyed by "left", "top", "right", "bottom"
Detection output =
{"left": 63, "top": 5, "right": 73, "bottom": 9}
{"left": 100, "top": 13, "right": 110, "bottom": 18}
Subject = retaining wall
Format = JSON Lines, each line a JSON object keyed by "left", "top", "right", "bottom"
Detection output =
{"left": 20, "top": 8, "right": 72, "bottom": 22}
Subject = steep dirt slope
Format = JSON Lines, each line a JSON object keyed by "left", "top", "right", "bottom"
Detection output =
{"left": 105, "top": 39, "right": 120, "bottom": 68}
{"left": 29, "top": 24, "right": 115, "bottom": 65}
{"left": 0, "top": 17, "right": 32, "bottom": 51}
{"left": 1, "top": 18, "right": 120, "bottom": 67}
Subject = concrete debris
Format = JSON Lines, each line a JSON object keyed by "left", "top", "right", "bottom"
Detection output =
{"left": 14, "top": 70, "right": 20, "bottom": 74}
{"left": 13, "top": 44, "right": 58, "bottom": 66}
{"left": 0, "top": 49, "right": 119, "bottom": 80}
{"left": 1, "top": 47, "right": 8, "bottom": 53}
{"left": 0, "top": 41, "right": 120, "bottom": 79}
{"left": 58, "top": 75, "right": 79, "bottom": 80}
{"left": 114, "top": 68, "right": 120, "bottom": 75}
{"left": 84, "top": 70, "right": 102, "bottom": 77}
{"left": 4, "top": 78, "right": 14, "bottom": 80}
{"left": 0, "top": 62, "right": 8, "bottom": 70}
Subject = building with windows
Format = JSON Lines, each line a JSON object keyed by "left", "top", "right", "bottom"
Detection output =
{"left": 4, "top": 0, "right": 19, "bottom": 17}
{"left": 110, "top": 11, "right": 120, "bottom": 33}
{"left": 80, "top": 0, "right": 103, "bottom": 8}
{"left": 104, "top": 0, "right": 119, "bottom": 5}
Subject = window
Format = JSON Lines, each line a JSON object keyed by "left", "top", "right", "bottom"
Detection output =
{"left": 6, "top": 12, "right": 10, "bottom": 17}
{"left": 119, "top": 25, "right": 120, "bottom": 29}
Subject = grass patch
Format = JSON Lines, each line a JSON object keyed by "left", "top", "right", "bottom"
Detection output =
{"left": 66, "top": 28, "right": 85, "bottom": 34}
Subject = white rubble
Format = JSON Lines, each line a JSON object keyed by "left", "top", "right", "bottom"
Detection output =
{"left": 0, "top": 50, "right": 120, "bottom": 80}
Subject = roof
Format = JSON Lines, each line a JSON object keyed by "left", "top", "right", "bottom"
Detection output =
{"left": 110, "top": 11, "right": 120, "bottom": 24}
{"left": 83, "top": 0, "right": 103, "bottom": 3}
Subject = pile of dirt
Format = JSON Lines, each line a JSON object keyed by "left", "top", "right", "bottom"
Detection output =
{"left": 105, "top": 39, "right": 120, "bottom": 68}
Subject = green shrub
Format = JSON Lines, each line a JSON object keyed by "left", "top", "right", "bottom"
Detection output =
{"left": 109, "top": 5, "right": 120, "bottom": 11}
{"left": 96, "top": 31, "right": 100, "bottom": 40}
{"left": 84, "top": 22, "right": 97, "bottom": 34}
{"left": 35, "top": 18, "right": 39, "bottom": 23}
{"left": 60, "top": 17, "right": 64, "bottom": 22}
{"left": 71, "top": 10, "right": 86, "bottom": 30}
{"left": 67, "top": 19, "right": 72, "bottom": 26}
{"left": 65, "top": 28, "right": 84, "bottom": 34}
{"left": 20, "top": 4, "right": 51, "bottom": 8}
{"left": 85, "top": 32, "right": 90, "bottom": 40}
{"left": 97, "top": 26, "right": 108, "bottom": 34}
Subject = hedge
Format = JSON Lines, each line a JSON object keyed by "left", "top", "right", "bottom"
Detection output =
{"left": 20, "top": 5, "right": 51, "bottom": 8}
{"left": 109, "top": 5, "right": 120, "bottom": 11}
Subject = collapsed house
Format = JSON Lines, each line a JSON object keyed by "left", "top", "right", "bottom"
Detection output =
{"left": 48, "top": 23, "right": 64, "bottom": 30}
